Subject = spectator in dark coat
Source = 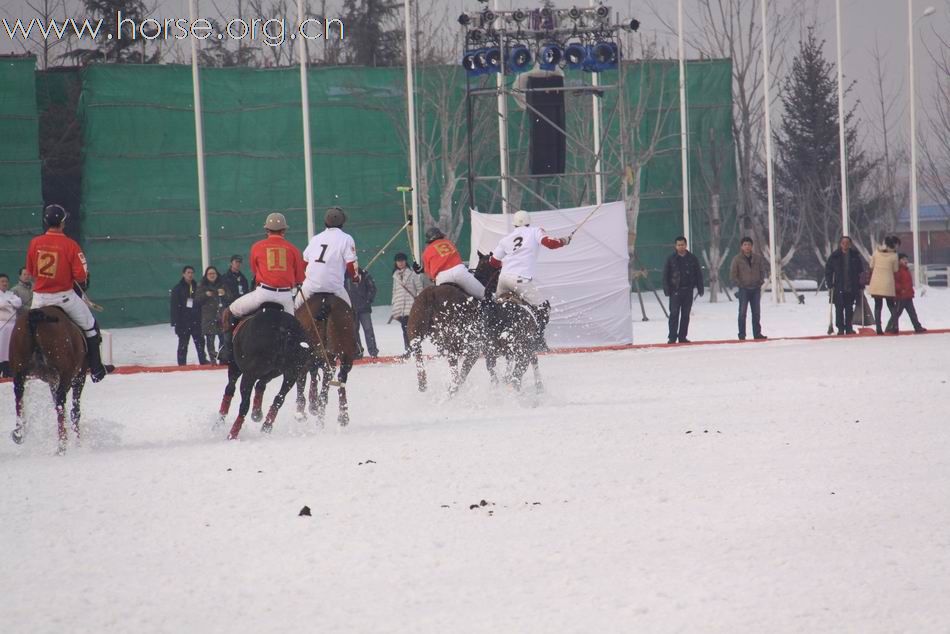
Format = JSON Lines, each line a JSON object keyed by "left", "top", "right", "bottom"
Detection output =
{"left": 220, "top": 255, "right": 250, "bottom": 307}
{"left": 11, "top": 268, "right": 32, "bottom": 316}
{"left": 662, "top": 236, "right": 704, "bottom": 344}
{"left": 196, "top": 266, "right": 232, "bottom": 364}
{"left": 345, "top": 268, "right": 378, "bottom": 358}
{"left": 886, "top": 253, "right": 926, "bottom": 334}
{"left": 729, "top": 237, "right": 769, "bottom": 341}
{"left": 170, "top": 265, "right": 208, "bottom": 366}
{"left": 824, "top": 235, "right": 865, "bottom": 335}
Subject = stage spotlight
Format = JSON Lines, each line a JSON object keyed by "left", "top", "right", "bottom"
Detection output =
{"left": 568, "top": 7, "right": 582, "bottom": 21}
{"left": 564, "top": 42, "right": 587, "bottom": 71}
{"left": 539, "top": 44, "right": 563, "bottom": 71}
{"left": 591, "top": 41, "right": 618, "bottom": 71}
{"left": 623, "top": 18, "right": 641, "bottom": 32}
{"left": 484, "top": 47, "right": 502, "bottom": 72}
{"left": 595, "top": 5, "right": 610, "bottom": 19}
{"left": 508, "top": 45, "right": 533, "bottom": 73}
{"left": 458, "top": 13, "right": 470, "bottom": 26}
{"left": 512, "top": 9, "right": 526, "bottom": 23}
{"left": 481, "top": 9, "right": 496, "bottom": 25}
{"left": 468, "top": 28, "right": 483, "bottom": 43}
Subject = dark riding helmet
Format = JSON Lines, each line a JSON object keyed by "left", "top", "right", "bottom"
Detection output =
{"left": 425, "top": 227, "right": 445, "bottom": 243}
{"left": 394, "top": 252, "right": 408, "bottom": 262}
{"left": 325, "top": 206, "right": 346, "bottom": 228}
{"left": 44, "top": 204, "right": 67, "bottom": 228}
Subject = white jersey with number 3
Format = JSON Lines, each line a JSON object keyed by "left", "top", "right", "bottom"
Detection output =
{"left": 303, "top": 227, "right": 357, "bottom": 292}
{"left": 493, "top": 226, "right": 547, "bottom": 280}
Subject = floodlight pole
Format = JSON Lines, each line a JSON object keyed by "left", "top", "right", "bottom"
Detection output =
{"left": 760, "top": 0, "right": 779, "bottom": 303}
{"left": 677, "top": 0, "right": 690, "bottom": 246}
{"left": 298, "top": 0, "right": 315, "bottom": 238}
{"left": 835, "top": 0, "right": 850, "bottom": 237}
{"left": 403, "top": 0, "right": 421, "bottom": 261}
{"left": 908, "top": 1, "right": 936, "bottom": 284}
{"left": 493, "top": 0, "right": 512, "bottom": 226}
{"left": 590, "top": 0, "right": 604, "bottom": 205}
{"left": 189, "top": 0, "right": 210, "bottom": 272}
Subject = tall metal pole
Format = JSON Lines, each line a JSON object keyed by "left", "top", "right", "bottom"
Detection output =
{"left": 403, "top": 0, "right": 421, "bottom": 261}
{"left": 835, "top": 0, "right": 850, "bottom": 237}
{"left": 907, "top": 1, "right": 935, "bottom": 284}
{"left": 760, "top": 0, "right": 779, "bottom": 302}
{"left": 677, "top": 0, "right": 690, "bottom": 244}
{"left": 298, "top": 0, "right": 315, "bottom": 238}
{"left": 590, "top": 0, "right": 604, "bottom": 205}
{"left": 493, "top": 0, "right": 511, "bottom": 225}
{"left": 189, "top": 0, "right": 209, "bottom": 271}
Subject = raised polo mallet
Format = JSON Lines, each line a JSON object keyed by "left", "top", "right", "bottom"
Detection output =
{"left": 396, "top": 185, "right": 415, "bottom": 256}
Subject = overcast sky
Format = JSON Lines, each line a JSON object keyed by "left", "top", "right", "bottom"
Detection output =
{"left": 1, "top": 0, "right": 947, "bottom": 157}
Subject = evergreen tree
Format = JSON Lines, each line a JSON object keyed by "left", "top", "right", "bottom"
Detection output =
{"left": 342, "top": 0, "right": 402, "bottom": 66}
{"left": 64, "top": 0, "right": 158, "bottom": 64}
{"left": 771, "top": 27, "right": 875, "bottom": 273}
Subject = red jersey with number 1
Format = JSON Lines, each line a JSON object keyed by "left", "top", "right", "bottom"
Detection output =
{"left": 249, "top": 234, "right": 306, "bottom": 288}
{"left": 422, "top": 238, "right": 464, "bottom": 279}
{"left": 26, "top": 228, "right": 89, "bottom": 293}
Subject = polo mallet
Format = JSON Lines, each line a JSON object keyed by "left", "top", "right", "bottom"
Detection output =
{"left": 827, "top": 289, "right": 835, "bottom": 335}
{"left": 397, "top": 185, "right": 416, "bottom": 256}
{"left": 74, "top": 282, "right": 104, "bottom": 312}
{"left": 568, "top": 200, "right": 607, "bottom": 240}
{"left": 362, "top": 219, "right": 412, "bottom": 271}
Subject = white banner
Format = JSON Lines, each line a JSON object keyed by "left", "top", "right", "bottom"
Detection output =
{"left": 470, "top": 202, "right": 632, "bottom": 347}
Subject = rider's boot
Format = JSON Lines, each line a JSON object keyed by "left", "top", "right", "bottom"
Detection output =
{"left": 217, "top": 308, "right": 240, "bottom": 364}
{"left": 85, "top": 324, "right": 115, "bottom": 382}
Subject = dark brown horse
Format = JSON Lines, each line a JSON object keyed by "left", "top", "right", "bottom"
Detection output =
{"left": 473, "top": 252, "right": 545, "bottom": 393}
{"left": 406, "top": 282, "right": 485, "bottom": 395}
{"left": 216, "top": 303, "right": 311, "bottom": 440}
{"left": 294, "top": 294, "right": 359, "bottom": 426}
{"left": 9, "top": 308, "right": 88, "bottom": 454}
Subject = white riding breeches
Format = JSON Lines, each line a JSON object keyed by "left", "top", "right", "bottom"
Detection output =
{"left": 496, "top": 273, "right": 544, "bottom": 306}
{"left": 229, "top": 286, "right": 295, "bottom": 317}
{"left": 297, "top": 279, "right": 351, "bottom": 308}
{"left": 435, "top": 264, "right": 485, "bottom": 299}
{"left": 31, "top": 291, "right": 96, "bottom": 336}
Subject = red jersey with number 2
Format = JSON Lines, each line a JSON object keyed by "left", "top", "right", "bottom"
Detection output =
{"left": 422, "top": 239, "right": 463, "bottom": 279}
{"left": 26, "top": 228, "right": 89, "bottom": 293}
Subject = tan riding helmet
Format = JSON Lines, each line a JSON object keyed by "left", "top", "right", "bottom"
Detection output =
{"left": 513, "top": 210, "right": 531, "bottom": 227}
{"left": 325, "top": 206, "right": 346, "bottom": 228}
{"left": 264, "top": 212, "right": 289, "bottom": 231}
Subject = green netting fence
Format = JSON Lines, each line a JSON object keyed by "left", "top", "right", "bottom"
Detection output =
{"left": 1, "top": 59, "right": 735, "bottom": 327}
{"left": 0, "top": 56, "right": 43, "bottom": 277}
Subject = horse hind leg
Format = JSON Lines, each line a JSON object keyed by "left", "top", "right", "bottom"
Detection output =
{"left": 294, "top": 371, "right": 308, "bottom": 420}
{"left": 315, "top": 366, "right": 332, "bottom": 425}
{"left": 309, "top": 365, "right": 321, "bottom": 416}
{"left": 228, "top": 373, "right": 256, "bottom": 440}
{"left": 262, "top": 373, "right": 298, "bottom": 434}
{"left": 51, "top": 381, "right": 69, "bottom": 455}
{"left": 531, "top": 356, "right": 543, "bottom": 394}
{"left": 11, "top": 372, "right": 27, "bottom": 444}
{"left": 336, "top": 359, "right": 353, "bottom": 427}
{"left": 250, "top": 381, "right": 267, "bottom": 422}
{"left": 411, "top": 337, "right": 427, "bottom": 392}
{"left": 70, "top": 374, "right": 87, "bottom": 442}
{"left": 216, "top": 362, "right": 241, "bottom": 428}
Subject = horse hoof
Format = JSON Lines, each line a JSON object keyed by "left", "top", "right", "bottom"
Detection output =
{"left": 227, "top": 432, "right": 238, "bottom": 440}
{"left": 294, "top": 410, "right": 306, "bottom": 421}
{"left": 261, "top": 423, "right": 273, "bottom": 434}
{"left": 11, "top": 430, "right": 24, "bottom": 445}
{"left": 338, "top": 414, "right": 349, "bottom": 427}
{"left": 251, "top": 410, "right": 263, "bottom": 423}
{"left": 212, "top": 415, "right": 226, "bottom": 429}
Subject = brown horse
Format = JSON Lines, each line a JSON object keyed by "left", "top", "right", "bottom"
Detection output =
{"left": 8, "top": 308, "right": 88, "bottom": 454}
{"left": 406, "top": 283, "right": 485, "bottom": 394}
{"left": 294, "top": 294, "right": 359, "bottom": 426}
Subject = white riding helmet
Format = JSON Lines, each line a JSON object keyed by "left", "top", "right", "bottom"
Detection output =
{"left": 512, "top": 210, "right": 531, "bottom": 227}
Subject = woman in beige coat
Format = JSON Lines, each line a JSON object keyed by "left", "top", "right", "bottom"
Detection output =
{"left": 868, "top": 236, "right": 900, "bottom": 334}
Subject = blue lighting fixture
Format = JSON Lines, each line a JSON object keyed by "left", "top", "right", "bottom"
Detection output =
{"left": 508, "top": 45, "right": 533, "bottom": 74}
{"left": 564, "top": 43, "right": 588, "bottom": 71}
{"left": 590, "top": 41, "right": 618, "bottom": 72}
{"left": 539, "top": 44, "right": 563, "bottom": 70}
{"left": 483, "top": 47, "right": 502, "bottom": 73}
{"left": 462, "top": 49, "right": 487, "bottom": 77}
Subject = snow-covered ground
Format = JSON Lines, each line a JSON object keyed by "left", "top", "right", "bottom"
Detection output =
{"left": 1, "top": 290, "right": 949, "bottom": 633}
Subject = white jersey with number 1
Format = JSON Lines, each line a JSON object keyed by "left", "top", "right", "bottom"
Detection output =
{"left": 303, "top": 227, "right": 357, "bottom": 292}
{"left": 493, "top": 226, "right": 548, "bottom": 280}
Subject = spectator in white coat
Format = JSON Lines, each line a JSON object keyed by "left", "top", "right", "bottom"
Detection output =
{"left": 0, "top": 273, "right": 24, "bottom": 377}
{"left": 390, "top": 252, "right": 422, "bottom": 357}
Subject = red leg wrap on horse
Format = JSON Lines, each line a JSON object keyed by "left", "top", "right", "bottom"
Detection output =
{"left": 219, "top": 394, "right": 233, "bottom": 415}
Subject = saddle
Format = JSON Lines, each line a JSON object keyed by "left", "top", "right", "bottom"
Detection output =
{"left": 232, "top": 302, "right": 285, "bottom": 338}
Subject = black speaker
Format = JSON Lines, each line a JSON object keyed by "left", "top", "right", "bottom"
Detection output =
{"left": 527, "top": 76, "right": 566, "bottom": 175}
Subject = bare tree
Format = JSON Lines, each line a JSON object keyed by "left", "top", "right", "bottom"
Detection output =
{"left": 919, "top": 7, "right": 950, "bottom": 221}
{"left": 12, "top": 0, "right": 75, "bottom": 68}
{"left": 695, "top": 127, "right": 739, "bottom": 301}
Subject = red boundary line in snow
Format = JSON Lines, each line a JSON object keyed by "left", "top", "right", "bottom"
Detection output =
{"left": 2, "top": 327, "right": 948, "bottom": 382}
